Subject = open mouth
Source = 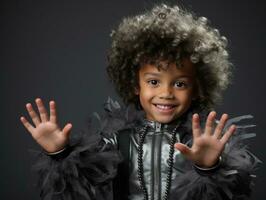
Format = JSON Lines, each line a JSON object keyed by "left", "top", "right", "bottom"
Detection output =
{"left": 153, "top": 104, "right": 177, "bottom": 111}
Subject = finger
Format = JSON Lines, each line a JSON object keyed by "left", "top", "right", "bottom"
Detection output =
{"left": 213, "top": 113, "right": 228, "bottom": 138}
{"left": 20, "top": 116, "right": 35, "bottom": 134}
{"left": 192, "top": 113, "right": 201, "bottom": 138}
{"left": 26, "top": 103, "right": 41, "bottom": 126}
{"left": 205, "top": 111, "right": 216, "bottom": 135}
{"left": 49, "top": 101, "right": 57, "bottom": 123}
{"left": 220, "top": 125, "right": 236, "bottom": 145}
{"left": 174, "top": 143, "right": 192, "bottom": 158}
{"left": 62, "top": 123, "right": 72, "bottom": 138}
{"left": 35, "top": 98, "right": 48, "bottom": 122}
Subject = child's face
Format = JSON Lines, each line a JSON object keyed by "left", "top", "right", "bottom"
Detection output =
{"left": 136, "top": 58, "right": 196, "bottom": 123}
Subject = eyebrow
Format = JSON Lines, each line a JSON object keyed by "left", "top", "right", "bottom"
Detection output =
{"left": 143, "top": 72, "right": 161, "bottom": 77}
{"left": 143, "top": 72, "right": 193, "bottom": 79}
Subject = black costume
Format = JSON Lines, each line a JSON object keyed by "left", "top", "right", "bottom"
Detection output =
{"left": 33, "top": 99, "right": 260, "bottom": 200}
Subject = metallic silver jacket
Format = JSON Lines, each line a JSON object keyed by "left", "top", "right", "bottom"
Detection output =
{"left": 37, "top": 108, "right": 257, "bottom": 200}
{"left": 126, "top": 120, "right": 190, "bottom": 200}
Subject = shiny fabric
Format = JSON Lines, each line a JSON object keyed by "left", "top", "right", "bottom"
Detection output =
{"left": 127, "top": 120, "right": 189, "bottom": 200}
{"left": 33, "top": 98, "right": 260, "bottom": 200}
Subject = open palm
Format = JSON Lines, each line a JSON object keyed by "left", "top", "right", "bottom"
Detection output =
{"left": 175, "top": 111, "right": 236, "bottom": 168}
{"left": 20, "top": 98, "right": 72, "bottom": 153}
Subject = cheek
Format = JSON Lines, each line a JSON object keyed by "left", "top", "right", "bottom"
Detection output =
{"left": 178, "top": 91, "right": 193, "bottom": 105}
{"left": 139, "top": 88, "right": 155, "bottom": 105}
{"left": 139, "top": 90, "right": 151, "bottom": 102}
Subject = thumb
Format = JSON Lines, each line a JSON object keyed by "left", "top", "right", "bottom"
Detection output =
{"left": 62, "top": 123, "right": 72, "bottom": 138}
{"left": 174, "top": 143, "right": 191, "bottom": 157}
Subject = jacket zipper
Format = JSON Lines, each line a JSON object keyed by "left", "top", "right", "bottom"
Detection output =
{"left": 153, "top": 122, "right": 162, "bottom": 200}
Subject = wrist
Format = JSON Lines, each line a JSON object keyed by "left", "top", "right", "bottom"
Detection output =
{"left": 44, "top": 145, "right": 71, "bottom": 160}
{"left": 193, "top": 156, "right": 222, "bottom": 176}
{"left": 45, "top": 147, "right": 66, "bottom": 155}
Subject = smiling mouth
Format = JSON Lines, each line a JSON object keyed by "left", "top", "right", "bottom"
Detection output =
{"left": 154, "top": 104, "right": 177, "bottom": 110}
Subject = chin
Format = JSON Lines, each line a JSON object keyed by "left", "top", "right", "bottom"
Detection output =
{"left": 155, "top": 116, "right": 177, "bottom": 124}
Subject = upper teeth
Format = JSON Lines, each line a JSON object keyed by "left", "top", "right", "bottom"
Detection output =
{"left": 156, "top": 104, "right": 173, "bottom": 109}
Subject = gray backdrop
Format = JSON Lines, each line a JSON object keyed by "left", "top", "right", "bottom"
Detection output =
{"left": 1, "top": 0, "right": 265, "bottom": 199}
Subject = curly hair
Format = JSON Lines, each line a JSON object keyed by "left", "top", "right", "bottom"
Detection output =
{"left": 107, "top": 4, "right": 232, "bottom": 110}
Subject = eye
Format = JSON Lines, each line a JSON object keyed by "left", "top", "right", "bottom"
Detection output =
{"left": 147, "top": 80, "right": 159, "bottom": 86}
{"left": 174, "top": 81, "right": 187, "bottom": 88}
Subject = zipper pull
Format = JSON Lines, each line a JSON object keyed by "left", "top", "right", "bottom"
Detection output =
{"left": 155, "top": 122, "right": 162, "bottom": 132}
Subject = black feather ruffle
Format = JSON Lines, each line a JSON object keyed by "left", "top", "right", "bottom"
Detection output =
{"left": 32, "top": 132, "right": 122, "bottom": 200}
{"left": 170, "top": 115, "right": 261, "bottom": 200}
{"left": 31, "top": 98, "right": 261, "bottom": 200}
{"left": 31, "top": 99, "right": 127, "bottom": 200}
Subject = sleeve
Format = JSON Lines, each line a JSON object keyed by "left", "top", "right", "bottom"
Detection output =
{"left": 30, "top": 98, "right": 128, "bottom": 200}
{"left": 31, "top": 129, "right": 122, "bottom": 200}
{"left": 170, "top": 115, "right": 262, "bottom": 200}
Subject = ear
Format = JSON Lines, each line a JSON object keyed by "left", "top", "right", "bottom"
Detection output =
{"left": 134, "top": 87, "right": 139, "bottom": 95}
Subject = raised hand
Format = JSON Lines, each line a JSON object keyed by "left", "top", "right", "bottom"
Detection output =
{"left": 20, "top": 98, "right": 72, "bottom": 153}
{"left": 174, "top": 111, "right": 236, "bottom": 168}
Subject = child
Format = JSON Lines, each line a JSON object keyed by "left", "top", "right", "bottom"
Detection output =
{"left": 20, "top": 4, "right": 259, "bottom": 200}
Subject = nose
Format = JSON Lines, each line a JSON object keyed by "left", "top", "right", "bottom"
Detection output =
{"left": 158, "top": 85, "right": 174, "bottom": 99}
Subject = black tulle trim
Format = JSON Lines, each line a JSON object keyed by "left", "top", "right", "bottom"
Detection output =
{"left": 31, "top": 99, "right": 127, "bottom": 199}
{"left": 170, "top": 115, "right": 261, "bottom": 200}
{"left": 32, "top": 130, "right": 122, "bottom": 199}
{"left": 31, "top": 98, "right": 261, "bottom": 200}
